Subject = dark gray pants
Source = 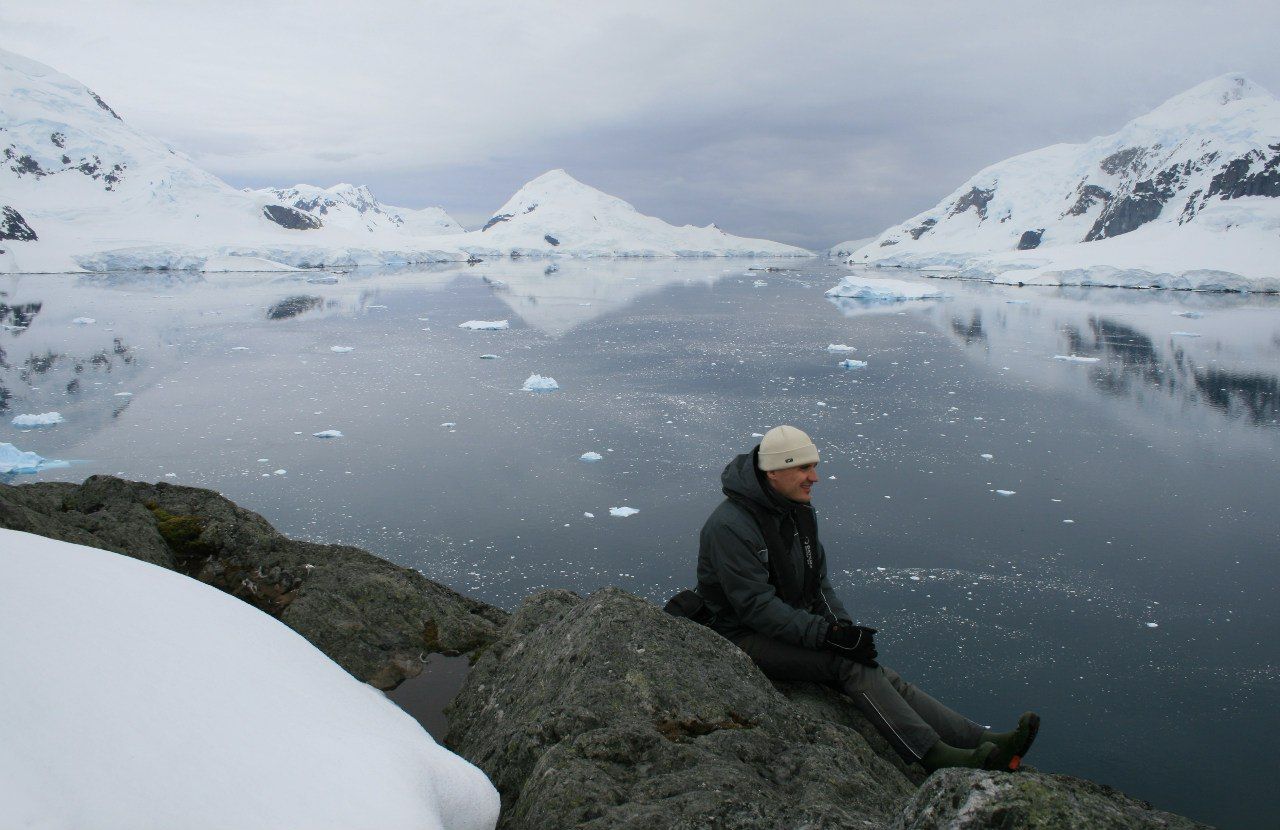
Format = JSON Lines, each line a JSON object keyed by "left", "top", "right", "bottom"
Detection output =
{"left": 735, "top": 631, "right": 985, "bottom": 762}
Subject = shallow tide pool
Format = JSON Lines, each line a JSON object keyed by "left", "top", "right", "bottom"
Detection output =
{"left": 3, "top": 259, "right": 1277, "bottom": 827}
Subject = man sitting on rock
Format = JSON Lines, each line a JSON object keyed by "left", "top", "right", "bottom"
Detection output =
{"left": 694, "top": 424, "right": 1038, "bottom": 772}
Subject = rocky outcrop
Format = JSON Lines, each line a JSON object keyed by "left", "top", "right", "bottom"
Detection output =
{"left": 446, "top": 588, "right": 918, "bottom": 829}
{"left": 262, "top": 203, "right": 323, "bottom": 230}
{"left": 447, "top": 587, "right": 1213, "bottom": 830}
{"left": 893, "top": 768, "right": 1208, "bottom": 829}
{"left": 0, "top": 476, "right": 506, "bottom": 688}
{"left": 1, "top": 206, "right": 37, "bottom": 241}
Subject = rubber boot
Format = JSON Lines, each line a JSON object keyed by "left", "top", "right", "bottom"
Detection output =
{"left": 921, "top": 739, "right": 999, "bottom": 772}
{"left": 983, "top": 711, "right": 1040, "bottom": 771}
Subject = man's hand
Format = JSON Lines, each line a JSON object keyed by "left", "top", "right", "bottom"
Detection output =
{"left": 824, "top": 624, "right": 879, "bottom": 666}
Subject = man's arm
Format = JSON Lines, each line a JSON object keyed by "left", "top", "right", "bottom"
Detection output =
{"left": 704, "top": 522, "right": 831, "bottom": 648}
{"left": 815, "top": 539, "right": 853, "bottom": 624}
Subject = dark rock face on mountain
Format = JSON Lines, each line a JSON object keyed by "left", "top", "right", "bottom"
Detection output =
{"left": 1017, "top": 229, "right": 1044, "bottom": 250}
{"left": 892, "top": 768, "right": 1208, "bottom": 829}
{"left": 1, "top": 206, "right": 37, "bottom": 241}
{"left": 0, "top": 476, "right": 506, "bottom": 688}
{"left": 262, "top": 203, "right": 323, "bottom": 230}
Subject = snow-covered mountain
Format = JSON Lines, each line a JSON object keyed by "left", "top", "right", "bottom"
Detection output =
{"left": 0, "top": 48, "right": 460, "bottom": 273}
{"left": 251, "top": 183, "right": 463, "bottom": 236}
{"left": 451, "top": 169, "right": 810, "bottom": 258}
{"left": 837, "top": 74, "right": 1280, "bottom": 291}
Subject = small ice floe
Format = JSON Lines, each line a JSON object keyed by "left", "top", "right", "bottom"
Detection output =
{"left": 838, "top": 359, "right": 868, "bottom": 369}
{"left": 230, "top": 346, "right": 251, "bottom": 351}
{"left": 522, "top": 374, "right": 559, "bottom": 392}
{"left": 440, "top": 422, "right": 457, "bottom": 428}
{"left": 753, "top": 280, "right": 768, "bottom": 287}
{"left": 609, "top": 506, "right": 639, "bottom": 517}
{"left": 0, "top": 442, "right": 70, "bottom": 475}
{"left": 1005, "top": 299, "right": 1029, "bottom": 305}
{"left": 580, "top": 452, "right": 603, "bottom": 462}
{"left": 1063, "top": 519, "right": 1076, "bottom": 524}
{"left": 751, "top": 432, "right": 764, "bottom": 438}
{"left": 273, "top": 469, "right": 287, "bottom": 475}
{"left": 479, "top": 354, "right": 499, "bottom": 360}
{"left": 12, "top": 412, "right": 64, "bottom": 428}
{"left": 995, "top": 489, "right": 1017, "bottom": 496}
{"left": 827, "top": 344, "right": 857, "bottom": 353}
{"left": 458, "top": 320, "right": 509, "bottom": 331}
{"left": 825, "top": 276, "right": 945, "bottom": 302}
{"left": 583, "top": 511, "right": 595, "bottom": 518}
{"left": 114, "top": 392, "right": 133, "bottom": 397}
{"left": 1172, "top": 310, "right": 1204, "bottom": 319}
{"left": 1144, "top": 622, "right": 1159, "bottom": 628}
{"left": 307, "top": 274, "right": 340, "bottom": 285}
{"left": 257, "top": 458, "right": 269, "bottom": 463}
{"left": 1052, "top": 354, "right": 1100, "bottom": 363}
{"left": 330, "top": 346, "right": 355, "bottom": 353}
{"left": 312, "top": 430, "right": 343, "bottom": 439}
{"left": 72, "top": 317, "right": 96, "bottom": 325}
{"left": 980, "top": 453, "right": 994, "bottom": 460}
{"left": 1170, "top": 331, "right": 1201, "bottom": 338}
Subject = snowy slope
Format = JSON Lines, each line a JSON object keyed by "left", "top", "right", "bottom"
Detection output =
{"left": 0, "top": 48, "right": 460, "bottom": 273}
{"left": 252, "top": 183, "right": 463, "bottom": 236}
{"left": 446, "top": 169, "right": 812, "bottom": 258}
{"left": 838, "top": 74, "right": 1280, "bottom": 291}
{"left": 0, "top": 529, "right": 498, "bottom": 830}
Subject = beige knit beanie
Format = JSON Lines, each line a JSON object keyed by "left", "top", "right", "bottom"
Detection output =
{"left": 756, "top": 425, "right": 819, "bottom": 471}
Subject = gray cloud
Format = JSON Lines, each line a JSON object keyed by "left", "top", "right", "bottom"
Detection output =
{"left": 5, "top": 1, "right": 1279, "bottom": 249}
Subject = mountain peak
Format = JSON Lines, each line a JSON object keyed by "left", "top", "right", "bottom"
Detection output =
{"left": 1134, "top": 73, "right": 1274, "bottom": 130}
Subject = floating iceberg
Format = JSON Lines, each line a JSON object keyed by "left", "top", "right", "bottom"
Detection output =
{"left": 0, "top": 443, "right": 70, "bottom": 474}
{"left": 522, "top": 374, "right": 559, "bottom": 392}
{"left": 312, "top": 430, "right": 343, "bottom": 439}
{"left": 995, "top": 489, "right": 1017, "bottom": 496}
{"left": 609, "top": 506, "right": 639, "bottom": 517}
{"left": 330, "top": 346, "right": 355, "bottom": 353}
{"left": 12, "top": 412, "right": 65, "bottom": 428}
{"left": 838, "top": 359, "right": 868, "bottom": 369}
{"left": 458, "top": 320, "right": 509, "bottom": 331}
{"left": 827, "top": 344, "right": 857, "bottom": 353}
{"left": 72, "top": 317, "right": 96, "bottom": 325}
{"left": 825, "top": 276, "right": 945, "bottom": 302}
{"left": 1052, "top": 354, "right": 1101, "bottom": 363}
{"left": 580, "top": 452, "right": 603, "bottom": 462}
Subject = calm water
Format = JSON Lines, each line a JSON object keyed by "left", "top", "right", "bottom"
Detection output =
{"left": 3, "top": 260, "right": 1277, "bottom": 827}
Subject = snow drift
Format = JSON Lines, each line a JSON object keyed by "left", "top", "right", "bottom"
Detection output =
{"left": 0, "top": 529, "right": 499, "bottom": 830}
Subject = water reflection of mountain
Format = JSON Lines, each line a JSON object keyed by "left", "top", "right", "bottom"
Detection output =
{"left": 933, "top": 288, "right": 1280, "bottom": 430}
{"left": 470, "top": 259, "right": 728, "bottom": 336}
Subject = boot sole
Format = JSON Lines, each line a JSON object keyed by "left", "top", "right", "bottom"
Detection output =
{"left": 1009, "top": 712, "right": 1041, "bottom": 771}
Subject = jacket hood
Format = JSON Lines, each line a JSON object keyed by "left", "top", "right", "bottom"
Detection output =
{"left": 721, "top": 447, "right": 791, "bottom": 514}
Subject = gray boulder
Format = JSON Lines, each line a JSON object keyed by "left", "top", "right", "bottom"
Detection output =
{"left": 0, "top": 475, "right": 506, "bottom": 688}
{"left": 446, "top": 587, "right": 918, "bottom": 829}
{"left": 893, "top": 768, "right": 1211, "bottom": 829}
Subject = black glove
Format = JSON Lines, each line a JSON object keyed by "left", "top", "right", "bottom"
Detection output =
{"left": 824, "top": 623, "right": 879, "bottom": 666}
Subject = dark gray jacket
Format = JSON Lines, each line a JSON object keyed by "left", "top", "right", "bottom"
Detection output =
{"left": 697, "top": 449, "right": 851, "bottom": 648}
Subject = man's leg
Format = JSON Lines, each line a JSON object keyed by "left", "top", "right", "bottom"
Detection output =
{"left": 877, "top": 665, "right": 986, "bottom": 750}
{"left": 735, "top": 632, "right": 939, "bottom": 763}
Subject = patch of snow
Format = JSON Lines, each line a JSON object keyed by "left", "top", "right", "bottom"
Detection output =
{"left": 521, "top": 374, "right": 559, "bottom": 392}
{"left": 458, "top": 320, "right": 509, "bottom": 331}
{"left": 0, "top": 529, "right": 499, "bottom": 830}
{"left": 609, "top": 506, "right": 639, "bottom": 517}
{"left": 12, "top": 412, "right": 64, "bottom": 427}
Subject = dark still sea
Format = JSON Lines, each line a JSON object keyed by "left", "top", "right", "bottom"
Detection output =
{"left": 3, "top": 259, "right": 1276, "bottom": 827}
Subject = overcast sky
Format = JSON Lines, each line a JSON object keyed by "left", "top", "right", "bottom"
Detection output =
{"left": 5, "top": 1, "right": 1279, "bottom": 249}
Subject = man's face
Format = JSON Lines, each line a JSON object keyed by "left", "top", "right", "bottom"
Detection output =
{"left": 766, "top": 462, "right": 819, "bottom": 503}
